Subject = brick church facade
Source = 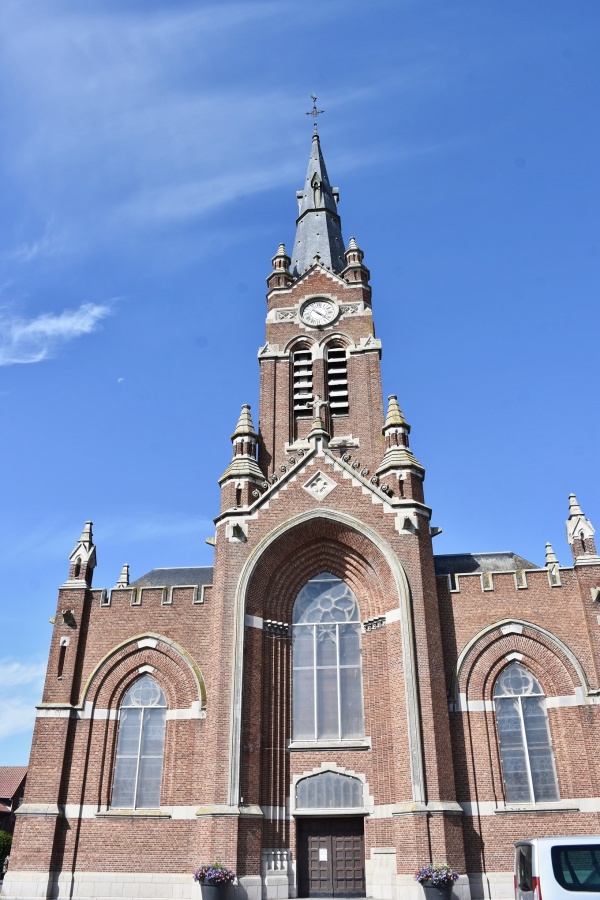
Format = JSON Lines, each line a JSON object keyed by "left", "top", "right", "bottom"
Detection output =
{"left": 4, "top": 129, "right": 600, "bottom": 900}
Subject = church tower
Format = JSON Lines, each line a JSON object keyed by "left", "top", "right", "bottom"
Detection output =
{"left": 211, "top": 121, "right": 464, "bottom": 899}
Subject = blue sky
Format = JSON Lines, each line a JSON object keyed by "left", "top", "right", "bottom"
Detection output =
{"left": 1, "top": 0, "right": 599, "bottom": 764}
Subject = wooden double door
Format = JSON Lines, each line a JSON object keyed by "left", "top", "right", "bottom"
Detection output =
{"left": 297, "top": 817, "right": 365, "bottom": 897}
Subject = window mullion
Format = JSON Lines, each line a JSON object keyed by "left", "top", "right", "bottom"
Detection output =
{"left": 313, "top": 625, "right": 318, "bottom": 740}
{"left": 133, "top": 707, "right": 144, "bottom": 809}
{"left": 518, "top": 697, "right": 536, "bottom": 802}
{"left": 336, "top": 623, "right": 341, "bottom": 740}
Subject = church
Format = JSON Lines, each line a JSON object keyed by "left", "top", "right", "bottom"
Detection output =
{"left": 3, "top": 123, "right": 600, "bottom": 900}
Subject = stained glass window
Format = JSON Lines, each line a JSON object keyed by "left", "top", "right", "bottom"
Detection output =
{"left": 111, "top": 674, "right": 167, "bottom": 809}
{"left": 494, "top": 662, "right": 559, "bottom": 803}
{"left": 292, "top": 573, "right": 364, "bottom": 740}
{"left": 296, "top": 771, "right": 363, "bottom": 809}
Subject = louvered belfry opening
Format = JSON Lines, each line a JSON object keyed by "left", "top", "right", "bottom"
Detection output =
{"left": 293, "top": 346, "right": 313, "bottom": 420}
{"left": 326, "top": 344, "right": 349, "bottom": 416}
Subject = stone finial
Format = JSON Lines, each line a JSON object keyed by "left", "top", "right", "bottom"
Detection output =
{"left": 231, "top": 404, "right": 257, "bottom": 440}
{"left": 115, "top": 564, "right": 130, "bottom": 588}
{"left": 383, "top": 395, "right": 407, "bottom": 431}
{"left": 545, "top": 543, "right": 559, "bottom": 566}
{"left": 65, "top": 520, "right": 97, "bottom": 587}
{"left": 68, "top": 521, "right": 96, "bottom": 567}
{"left": 347, "top": 236, "right": 358, "bottom": 251}
{"left": 271, "top": 243, "right": 290, "bottom": 270}
{"left": 220, "top": 404, "right": 264, "bottom": 488}
{"left": 568, "top": 493, "right": 584, "bottom": 518}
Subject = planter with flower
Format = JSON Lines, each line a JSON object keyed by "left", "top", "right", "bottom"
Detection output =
{"left": 193, "top": 864, "right": 236, "bottom": 900}
{"left": 415, "top": 865, "right": 459, "bottom": 900}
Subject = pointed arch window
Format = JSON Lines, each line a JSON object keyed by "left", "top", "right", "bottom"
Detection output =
{"left": 326, "top": 343, "right": 349, "bottom": 416}
{"left": 494, "top": 662, "right": 559, "bottom": 803}
{"left": 111, "top": 674, "right": 167, "bottom": 809}
{"left": 292, "top": 573, "right": 364, "bottom": 740}
{"left": 292, "top": 345, "right": 313, "bottom": 419}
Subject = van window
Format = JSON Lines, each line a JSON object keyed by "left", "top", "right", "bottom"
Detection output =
{"left": 517, "top": 845, "right": 533, "bottom": 892}
{"left": 551, "top": 845, "right": 600, "bottom": 892}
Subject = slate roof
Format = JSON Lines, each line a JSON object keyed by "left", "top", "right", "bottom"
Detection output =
{"left": 131, "top": 567, "right": 214, "bottom": 588}
{"left": 132, "top": 556, "right": 541, "bottom": 587}
{"left": 0, "top": 766, "right": 27, "bottom": 801}
{"left": 434, "top": 552, "right": 539, "bottom": 577}
{"left": 291, "top": 133, "right": 345, "bottom": 276}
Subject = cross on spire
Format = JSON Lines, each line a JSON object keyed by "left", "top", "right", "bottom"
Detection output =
{"left": 306, "top": 93, "right": 324, "bottom": 134}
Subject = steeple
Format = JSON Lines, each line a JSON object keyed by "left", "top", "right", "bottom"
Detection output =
{"left": 291, "top": 133, "right": 345, "bottom": 277}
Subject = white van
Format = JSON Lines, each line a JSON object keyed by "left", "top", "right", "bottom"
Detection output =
{"left": 515, "top": 837, "right": 600, "bottom": 900}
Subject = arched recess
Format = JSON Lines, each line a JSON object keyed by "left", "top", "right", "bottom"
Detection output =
{"left": 288, "top": 338, "right": 317, "bottom": 436}
{"left": 449, "top": 620, "right": 590, "bottom": 805}
{"left": 228, "top": 508, "right": 426, "bottom": 808}
{"left": 81, "top": 632, "right": 207, "bottom": 712}
{"left": 71, "top": 634, "right": 207, "bottom": 811}
{"left": 323, "top": 336, "right": 351, "bottom": 418}
{"left": 450, "top": 619, "right": 590, "bottom": 708}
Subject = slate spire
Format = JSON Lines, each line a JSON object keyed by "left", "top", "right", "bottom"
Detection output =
{"left": 291, "top": 133, "right": 345, "bottom": 276}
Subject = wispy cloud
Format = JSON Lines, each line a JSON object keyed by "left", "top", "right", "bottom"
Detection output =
{"left": 0, "top": 659, "right": 45, "bottom": 741}
{"left": 6, "top": 219, "right": 65, "bottom": 264}
{"left": 0, "top": 302, "right": 111, "bottom": 365}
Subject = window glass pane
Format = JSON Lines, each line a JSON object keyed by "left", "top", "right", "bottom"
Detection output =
{"left": 296, "top": 771, "right": 363, "bottom": 809}
{"left": 501, "top": 748, "right": 532, "bottom": 802}
{"left": 551, "top": 846, "right": 600, "bottom": 892}
{"left": 136, "top": 756, "right": 163, "bottom": 808}
{"left": 340, "top": 667, "right": 364, "bottom": 738}
{"left": 522, "top": 696, "right": 552, "bottom": 745}
{"left": 141, "top": 708, "right": 166, "bottom": 756}
{"left": 293, "top": 625, "right": 314, "bottom": 668}
{"left": 115, "top": 708, "right": 142, "bottom": 756}
{"left": 529, "top": 748, "right": 560, "bottom": 801}
{"left": 496, "top": 697, "right": 524, "bottom": 748}
{"left": 522, "top": 696, "right": 559, "bottom": 801}
{"left": 517, "top": 846, "right": 533, "bottom": 891}
{"left": 112, "top": 757, "right": 137, "bottom": 808}
{"left": 317, "top": 625, "right": 337, "bottom": 667}
{"left": 293, "top": 668, "right": 315, "bottom": 739}
{"left": 317, "top": 667, "right": 339, "bottom": 739}
{"left": 495, "top": 697, "right": 531, "bottom": 802}
{"left": 293, "top": 574, "right": 364, "bottom": 741}
{"left": 339, "top": 623, "right": 361, "bottom": 665}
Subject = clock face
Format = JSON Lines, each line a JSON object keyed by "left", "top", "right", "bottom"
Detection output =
{"left": 301, "top": 299, "right": 337, "bottom": 327}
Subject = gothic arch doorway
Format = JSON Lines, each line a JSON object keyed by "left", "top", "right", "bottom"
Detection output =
{"left": 297, "top": 817, "right": 365, "bottom": 898}
{"left": 294, "top": 771, "right": 366, "bottom": 898}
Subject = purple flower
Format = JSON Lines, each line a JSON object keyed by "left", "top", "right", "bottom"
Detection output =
{"left": 415, "top": 866, "right": 459, "bottom": 887}
{"left": 193, "top": 864, "right": 236, "bottom": 885}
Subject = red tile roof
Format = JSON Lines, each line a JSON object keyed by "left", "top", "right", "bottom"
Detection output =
{"left": 0, "top": 766, "right": 27, "bottom": 800}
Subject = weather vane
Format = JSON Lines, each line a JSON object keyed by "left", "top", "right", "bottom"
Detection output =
{"left": 306, "top": 93, "right": 324, "bottom": 134}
